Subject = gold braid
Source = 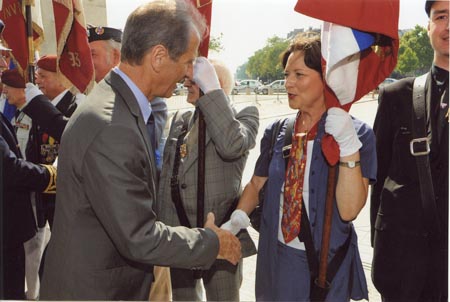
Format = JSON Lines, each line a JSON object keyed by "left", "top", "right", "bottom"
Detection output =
{"left": 41, "top": 164, "right": 57, "bottom": 194}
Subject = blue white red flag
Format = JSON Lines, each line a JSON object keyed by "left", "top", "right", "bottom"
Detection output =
{"left": 295, "top": 0, "right": 399, "bottom": 111}
{"left": 295, "top": 0, "right": 399, "bottom": 164}
{"left": 321, "top": 23, "right": 375, "bottom": 107}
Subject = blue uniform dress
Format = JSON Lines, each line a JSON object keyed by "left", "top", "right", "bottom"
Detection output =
{"left": 254, "top": 113, "right": 376, "bottom": 301}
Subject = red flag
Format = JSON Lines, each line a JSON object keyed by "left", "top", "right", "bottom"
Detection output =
{"left": 294, "top": 0, "right": 399, "bottom": 165}
{"left": 53, "top": 0, "right": 94, "bottom": 94}
{"left": 190, "top": 0, "right": 212, "bottom": 57}
{"left": 0, "top": 0, "right": 43, "bottom": 80}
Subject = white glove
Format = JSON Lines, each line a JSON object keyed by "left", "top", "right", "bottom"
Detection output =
{"left": 325, "top": 107, "right": 362, "bottom": 157}
{"left": 193, "top": 57, "right": 220, "bottom": 94}
{"left": 52, "top": 156, "right": 58, "bottom": 168}
{"left": 25, "top": 83, "right": 43, "bottom": 103}
{"left": 220, "top": 209, "right": 250, "bottom": 235}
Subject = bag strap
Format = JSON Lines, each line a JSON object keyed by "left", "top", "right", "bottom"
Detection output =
{"left": 411, "top": 73, "right": 440, "bottom": 236}
{"left": 282, "top": 117, "right": 294, "bottom": 168}
{"left": 170, "top": 112, "right": 192, "bottom": 228}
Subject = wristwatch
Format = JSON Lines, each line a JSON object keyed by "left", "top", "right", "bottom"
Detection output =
{"left": 339, "top": 160, "right": 360, "bottom": 168}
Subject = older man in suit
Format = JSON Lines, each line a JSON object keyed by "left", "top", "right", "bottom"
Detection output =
{"left": 157, "top": 58, "right": 258, "bottom": 301}
{"left": 39, "top": 1, "right": 241, "bottom": 300}
{"left": 371, "top": 1, "right": 449, "bottom": 301}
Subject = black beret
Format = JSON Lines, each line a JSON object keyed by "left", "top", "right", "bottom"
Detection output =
{"left": 1, "top": 69, "right": 25, "bottom": 88}
{"left": 87, "top": 26, "right": 122, "bottom": 43}
{"left": 425, "top": 0, "right": 435, "bottom": 17}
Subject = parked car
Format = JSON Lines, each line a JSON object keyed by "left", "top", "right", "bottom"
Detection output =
{"left": 373, "top": 78, "right": 399, "bottom": 102}
{"left": 256, "top": 80, "right": 286, "bottom": 95}
{"left": 379, "top": 77, "right": 398, "bottom": 88}
{"left": 232, "top": 79, "right": 263, "bottom": 94}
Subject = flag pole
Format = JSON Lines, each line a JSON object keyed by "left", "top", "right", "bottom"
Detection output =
{"left": 24, "top": 0, "right": 34, "bottom": 83}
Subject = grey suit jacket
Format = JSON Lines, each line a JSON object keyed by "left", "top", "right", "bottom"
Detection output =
{"left": 40, "top": 71, "right": 219, "bottom": 301}
{"left": 157, "top": 90, "right": 259, "bottom": 257}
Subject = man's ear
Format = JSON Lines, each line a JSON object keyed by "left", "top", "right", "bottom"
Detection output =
{"left": 112, "top": 48, "right": 121, "bottom": 65}
{"left": 150, "top": 45, "right": 168, "bottom": 73}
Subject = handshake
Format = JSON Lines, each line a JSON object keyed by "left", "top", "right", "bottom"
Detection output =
{"left": 204, "top": 210, "right": 250, "bottom": 266}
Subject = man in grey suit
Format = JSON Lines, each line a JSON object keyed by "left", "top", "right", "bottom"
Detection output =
{"left": 39, "top": 1, "right": 241, "bottom": 300}
{"left": 157, "top": 58, "right": 259, "bottom": 301}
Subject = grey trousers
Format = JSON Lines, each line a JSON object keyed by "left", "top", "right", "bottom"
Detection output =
{"left": 171, "top": 259, "right": 243, "bottom": 301}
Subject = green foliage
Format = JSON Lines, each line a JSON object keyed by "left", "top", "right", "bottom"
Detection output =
{"left": 236, "top": 62, "right": 248, "bottom": 80}
{"left": 209, "top": 33, "right": 225, "bottom": 53}
{"left": 397, "top": 47, "right": 419, "bottom": 76}
{"left": 245, "top": 36, "right": 290, "bottom": 83}
{"left": 396, "top": 25, "right": 433, "bottom": 76}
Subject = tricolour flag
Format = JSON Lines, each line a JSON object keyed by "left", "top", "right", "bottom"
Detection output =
{"left": 190, "top": 0, "right": 212, "bottom": 57}
{"left": 53, "top": 0, "right": 94, "bottom": 94}
{"left": 295, "top": 0, "right": 399, "bottom": 164}
{"left": 0, "top": 0, "right": 44, "bottom": 80}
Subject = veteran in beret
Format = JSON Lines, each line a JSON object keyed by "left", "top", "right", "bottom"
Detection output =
{"left": 87, "top": 25, "right": 122, "bottom": 83}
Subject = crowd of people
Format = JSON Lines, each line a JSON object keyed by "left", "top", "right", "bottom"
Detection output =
{"left": 0, "top": 0, "right": 448, "bottom": 301}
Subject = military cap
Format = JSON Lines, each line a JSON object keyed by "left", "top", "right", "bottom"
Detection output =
{"left": 1, "top": 69, "right": 25, "bottom": 88}
{"left": 37, "top": 55, "right": 57, "bottom": 72}
{"left": 425, "top": 0, "right": 435, "bottom": 17}
{"left": 87, "top": 26, "right": 122, "bottom": 43}
{"left": 0, "top": 19, "right": 11, "bottom": 51}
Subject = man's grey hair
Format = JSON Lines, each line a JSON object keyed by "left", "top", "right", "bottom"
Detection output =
{"left": 107, "top": 39, "right": 121, "bottom": 52}
{"left": 121, "top": 0, "right": 207, "bottom": 65}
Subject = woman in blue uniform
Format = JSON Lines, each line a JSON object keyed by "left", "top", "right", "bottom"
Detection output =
{"left": 226, "top": 35, "right": 375, "bottom": 301}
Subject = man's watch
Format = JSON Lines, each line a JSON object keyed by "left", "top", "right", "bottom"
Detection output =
{"left": 339, "top": 160, "right": 361, "bottom": 168}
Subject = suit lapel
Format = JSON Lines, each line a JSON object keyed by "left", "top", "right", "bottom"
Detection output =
{"left": 104, "top": 72, "right": 157, "bottom": 187}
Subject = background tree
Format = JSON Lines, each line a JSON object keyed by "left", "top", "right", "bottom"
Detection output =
{"left": 209, "top": 33, "right": 225, "bottom": 53}
{"left": 236, "top": 62, "right": 248, "bottom": 81}
{"left": 246, "top": 36, "right": 289, "bottom": 83}
{"left": 397, "top": 47, "right": 419, "bottom": 76}
{"left": 395, "top": 25, "right": 433, "bottom": 76}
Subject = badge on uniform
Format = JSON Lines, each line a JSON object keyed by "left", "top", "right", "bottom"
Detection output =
{"left": 180, "top": 143, "right": 187, "bottom": 158}
{"left": 15, "top": 122, "right": 29, "bottom": 130}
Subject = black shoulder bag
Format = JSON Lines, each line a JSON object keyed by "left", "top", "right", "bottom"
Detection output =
{"left": 249, "top": 117, "right": 292, "bottom": 231}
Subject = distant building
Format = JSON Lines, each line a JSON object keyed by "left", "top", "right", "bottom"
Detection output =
{"left": 287, "top": 27, "right": 321, "bottom": 40}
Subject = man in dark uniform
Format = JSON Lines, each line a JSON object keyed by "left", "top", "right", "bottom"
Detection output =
{"left": 371, "top": 1, "right": 449, "bottom": 301}
{"left": 0, "top": 68, "right": 56, "bottom": 299}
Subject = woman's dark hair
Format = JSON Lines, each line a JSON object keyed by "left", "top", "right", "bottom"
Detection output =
{"left": 281, "top": 34, "right": 322, "bottom": 77}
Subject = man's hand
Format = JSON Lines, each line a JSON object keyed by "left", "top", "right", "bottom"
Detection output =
{"left": 204, "top": 212, "right": 241, "bottom": 265}
{"left": 193, "top": 57, "right": 220, "bottom": 94}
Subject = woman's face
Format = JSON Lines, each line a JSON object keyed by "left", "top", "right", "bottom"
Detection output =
{"left": 284, "top": 50, "right": 325, "bottom": 111}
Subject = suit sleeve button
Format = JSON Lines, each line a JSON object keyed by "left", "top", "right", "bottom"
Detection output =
{"left": 181, "top": 184, "right": 187, "bottom": 189}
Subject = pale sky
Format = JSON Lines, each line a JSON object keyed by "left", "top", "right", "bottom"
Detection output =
{"left": 106, "top": 0, "right": 430, "bottom": 74}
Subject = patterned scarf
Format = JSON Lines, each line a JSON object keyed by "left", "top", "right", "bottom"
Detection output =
{"left": 282, "top": 112, "right": 318, "bottom": 243}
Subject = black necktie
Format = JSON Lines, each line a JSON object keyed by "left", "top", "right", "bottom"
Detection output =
{"left": 146, "top": 114, "right": 156, "bottom": 151}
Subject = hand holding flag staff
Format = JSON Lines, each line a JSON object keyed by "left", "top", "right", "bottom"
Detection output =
{"left": 294, "top": 0, "right": 399, "bottom": 299}
{"left": 190, "top": 0, "right": 212, "bottom": 229}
